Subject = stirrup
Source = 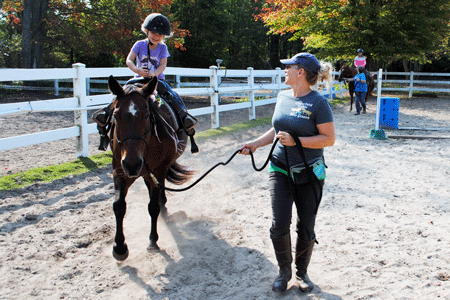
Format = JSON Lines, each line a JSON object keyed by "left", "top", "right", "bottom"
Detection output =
{"left": 183, "top": 114, "right": 197, "bottom": 132}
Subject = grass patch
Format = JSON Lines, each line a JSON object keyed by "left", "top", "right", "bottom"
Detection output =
{"left": 0, "top": 153, "right": 113, "bottom": 191}
{"left": 412, "top": 91, "right": 439, "bottom": 98}
{"left": 0, "top": 117, "right": 273, "bottom": 191}
{"left": 329, "top": 96, "right": 349, "bottom": 106}
{"left": 194, "top": 117, "right": 272, "bottom": 140}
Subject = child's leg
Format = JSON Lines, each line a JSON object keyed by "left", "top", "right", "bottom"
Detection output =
{"left": 93, "top": 101, "right": 115, "bottom": 126}
{"left": 157, "top": 80, "right": 197, "bottom": 131}
{"left": 92, "top": 101, "right": 115, "bottom": 150}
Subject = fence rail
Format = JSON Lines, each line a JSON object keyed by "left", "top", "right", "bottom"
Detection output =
{"left": 3, "top": 65, "right": 448, "bottom": 159}
{"left": 0, "top": 64, "right": 342, "bottom": 158}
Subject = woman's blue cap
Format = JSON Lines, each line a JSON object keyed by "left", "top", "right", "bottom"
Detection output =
{"left": 280, "top": 53, "right": 320, "bottom": 74}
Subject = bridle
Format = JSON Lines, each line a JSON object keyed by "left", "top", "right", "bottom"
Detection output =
{"left": 114, "top": 124, "right": 152, "bottom": 146}
{"left": 112, "top": 111, "right": 153, "bottom": 165}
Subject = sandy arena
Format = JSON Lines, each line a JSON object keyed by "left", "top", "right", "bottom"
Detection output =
{"left": 0, "top": 95, "right": 449, "bottom": 299}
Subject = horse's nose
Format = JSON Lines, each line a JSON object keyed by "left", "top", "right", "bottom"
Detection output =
{"left": 121, "top": 159, "right": 144, "bottom": 178}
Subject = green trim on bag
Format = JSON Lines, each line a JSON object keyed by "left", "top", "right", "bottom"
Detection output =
{"left": 268, "top": 163, "right": 288, "bottom": 176}
{"left": 268, "top": 159, "right": 326, "bottom": 181}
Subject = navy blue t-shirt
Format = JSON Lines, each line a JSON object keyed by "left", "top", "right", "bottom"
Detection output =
{"left": 271, "top": 89, "right": 334, "bottom": 167}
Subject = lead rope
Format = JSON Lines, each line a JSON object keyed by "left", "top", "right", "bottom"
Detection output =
{"left": 151, "top": 138, "right": 280, "bottom": 192}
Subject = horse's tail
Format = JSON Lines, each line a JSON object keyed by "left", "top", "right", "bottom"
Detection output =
{"left": 166, "top": 162, "right": 194, "bottom": 185}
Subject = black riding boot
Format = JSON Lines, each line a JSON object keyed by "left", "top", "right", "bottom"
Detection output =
{"left": 271, "top": 233, "right": 293, "bottom": 293}
{"left": 92, "top": 103, "right": 114, "bottom": 127}
{"left": 295, "top": 238, "right": 315, "bottom": 293}
{"left": 92, "top": 103, "right": 114, "bottom": 151}
{"left": 161, "top": 91, "right": 197, "bottom": 132}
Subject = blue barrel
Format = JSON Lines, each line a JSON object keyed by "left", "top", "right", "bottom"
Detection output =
{"left": 379, "top": 97, "right": 399, "bottom": 129}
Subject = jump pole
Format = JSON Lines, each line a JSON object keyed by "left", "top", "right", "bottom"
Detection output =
{"left": 369, "top": 68, "right": 387, "bottom": 139}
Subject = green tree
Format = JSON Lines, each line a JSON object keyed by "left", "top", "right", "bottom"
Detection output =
{"left": 0, "top": 5, "right": 22, "bottom": 68}
{"left": 256, "top": 0, "right": 450, "bottom": 68}
{"left": 44, "top": 0, "right": 173, "bottom": 67}
{"left": 170, "top": 0, "right": 230, "bottom": 68}
{"left": 170, "top": 0, "right": 273, "bottom": 69}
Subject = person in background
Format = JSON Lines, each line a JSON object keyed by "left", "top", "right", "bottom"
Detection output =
{"left": 92, "top": 13, "right": 197, "bottom": 150}
{"left": 346, "top": 66, "right": 367, "bottom": 115}
{"left": 239, "top": 52, "right": 335, "bottom": 293}
{"left": 354, "top": 49, "right": 366, "bottom": 69}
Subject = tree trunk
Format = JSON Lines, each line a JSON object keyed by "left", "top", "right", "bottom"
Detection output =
{"left": 268, "top": 35, "right": 280, "bottom": 69}
{"left": 22, "top": 0, "right": 32, "bottom": 68}
{"left": 22, "top": 0, "right": 49, "bottom": 69}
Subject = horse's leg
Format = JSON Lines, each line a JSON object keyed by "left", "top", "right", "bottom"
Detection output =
{"left": 144, "top": 179, "right": 162, "bottom": 249}
{"left": 112, "top": 176, "right": 135, "bottom": 261}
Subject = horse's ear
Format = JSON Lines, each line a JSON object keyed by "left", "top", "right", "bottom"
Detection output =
{"left": 108, "top": 75, "right": 124, "bottom": 96}
{"left": 141, "top": 76, "right": 158, "bottom": 97}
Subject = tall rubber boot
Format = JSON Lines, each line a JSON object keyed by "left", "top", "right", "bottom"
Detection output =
{"left": 92, "top": 103, "right": 114, "bottom": 127}
{"left": 92, "top": 103, "right": 114, "bottom": 151}
{"left": 295, "top": 238, "right": 315, "bottom": 293}
{"left": 271, "top": 233, "right": 293, "bottom": 292}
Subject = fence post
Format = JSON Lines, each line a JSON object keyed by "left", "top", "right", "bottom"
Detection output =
{"left": 247, "top": 67, "right": 256, "bottom": 120}
{"left": 375, "top": 68, "right": 383, "bottom": 130}
{"left": 174, "top": 75, "right": 180, "bottom": 88}
{"left": 271, "top": 74, "right": 276, "bottom": 98}
{"left": 275, "top": 67, "right": 282, "bottom": 95}
{"left": 86, "top": 78, "right": 90, "bottom": 96}
{"left": 73, "top": 63, "right": 89, "bottom": 157}
{"left": 210, "top": 66, "right": 220, "bottom": 128}
{"left": 409, "top": 71, "right": 414, "bottom": 98}
{"left": 328, "top": 75, "right": 333, "bottom": 100}
{"left": 54, "top": 79, "right": 59, "bottom": 96}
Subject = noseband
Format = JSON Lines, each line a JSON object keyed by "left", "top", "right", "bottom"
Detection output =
{"left": 113, "top": 115, "right": 153, "bottom": 166}
{"left": 114, "top": 125, "right": 152, "bottom": 145}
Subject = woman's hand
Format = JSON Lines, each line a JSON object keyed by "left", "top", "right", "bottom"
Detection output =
{"left": 239, "top": 142, "right": 258, "bottom": 155}
{"left": 276, "top": 131, "right": 295, "bottom": 146}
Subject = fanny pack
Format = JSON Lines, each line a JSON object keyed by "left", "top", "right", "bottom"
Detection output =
{"left": 290, "top": 158, "right": 326, "bottom": 185}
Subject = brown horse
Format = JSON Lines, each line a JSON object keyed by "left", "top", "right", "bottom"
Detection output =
{"left": 338, "top": 65, "right": 374, "bottom": 111}
{"left": 107, "top": 75, "right": 193, "bottom": 260}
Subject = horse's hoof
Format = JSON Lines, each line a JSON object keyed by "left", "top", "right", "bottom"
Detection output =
{"left": 113, "top": 245, "right": 129, "bottom": 261}
{"left": 148, "top": 241, "right": 160, "bottom": 251}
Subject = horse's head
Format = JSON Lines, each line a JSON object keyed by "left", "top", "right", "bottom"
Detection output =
{"left": 338, "top": 65, "right": 354, "bottom": 82}
{"left": 109, "top": 75, "right": 158, "bottom": 178}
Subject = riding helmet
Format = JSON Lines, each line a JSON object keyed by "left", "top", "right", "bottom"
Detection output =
{"left": 357, "top": 48, "right": 364, "bottom": 53}
{"left": 142, "top": 13, "right": 171, "bottom": 36}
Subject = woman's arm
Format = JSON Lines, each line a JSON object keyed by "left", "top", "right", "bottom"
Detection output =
{"left": 276, "top": 122, "right": 335, "bottom": 149}
{"left": 239, "top": 127, "right": 276, "bottom": 155}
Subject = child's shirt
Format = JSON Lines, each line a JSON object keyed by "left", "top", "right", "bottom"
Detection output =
{"left": 354, "top": 56, "right": 366, "bottom": 68}
{"left": 131, "top": 39, "right": 170, "bottom": 80}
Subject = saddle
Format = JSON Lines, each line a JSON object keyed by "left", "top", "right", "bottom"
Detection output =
{"left": 101, "top": 78, "right": 198, "bottom": 153}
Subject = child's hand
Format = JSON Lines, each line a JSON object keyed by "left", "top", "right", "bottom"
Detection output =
{"left": 137, "top": 67, "right": 149, "bottom": 77}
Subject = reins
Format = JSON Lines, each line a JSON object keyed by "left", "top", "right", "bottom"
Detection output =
{"left": 154, "top": 138, "right": 280, "bottom": 192}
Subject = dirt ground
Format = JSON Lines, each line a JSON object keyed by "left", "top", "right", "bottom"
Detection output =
{"left": 1, "top": 92, "right": 449, "bottom": 299}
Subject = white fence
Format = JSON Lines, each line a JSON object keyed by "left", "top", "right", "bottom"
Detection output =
{"left": 0, "top": 64, "right": 343, "bottom": 158}
{"left": 379, "top": 71, "right": 450, "bottom": 97}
